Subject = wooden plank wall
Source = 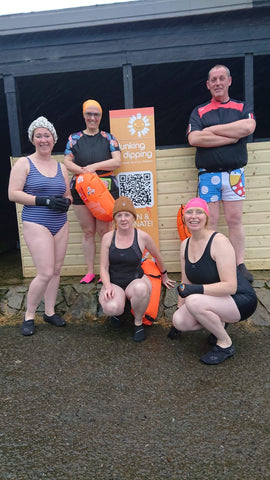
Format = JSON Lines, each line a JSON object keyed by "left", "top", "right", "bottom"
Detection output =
{"left": 11, "top": 142, "right": 270, "bottom": 277}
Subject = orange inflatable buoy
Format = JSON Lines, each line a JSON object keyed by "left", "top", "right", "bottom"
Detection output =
{"left": 75, "top": 173, "right": 115, "bottom": 222}
{"left": 177, "top": 204, "right": 191, "bottom": 241}
{"left": 141, "top": 258, "right": 162, "bottom": 325}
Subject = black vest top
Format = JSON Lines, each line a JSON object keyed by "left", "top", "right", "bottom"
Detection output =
{"left": 185, "top": 232, "right": 220, "bottom": 284}
{"left": 184, "top": 232, "right": 258, "bottom": 321}
{"left": 109, "top": 229, "right": 144, "bottom": 289}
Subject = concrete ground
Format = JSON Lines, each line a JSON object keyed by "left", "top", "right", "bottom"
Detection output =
{"left": 0, "top": 250, "right": 269, "bottom": 479}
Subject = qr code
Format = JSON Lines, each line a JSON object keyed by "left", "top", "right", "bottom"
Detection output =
{"left": 117, "top": 171, "right": 154, "bottom": 208}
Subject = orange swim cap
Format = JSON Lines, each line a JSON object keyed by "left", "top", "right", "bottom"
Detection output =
{"left": 82, "top": 99, "right": 102, "bottom": 115}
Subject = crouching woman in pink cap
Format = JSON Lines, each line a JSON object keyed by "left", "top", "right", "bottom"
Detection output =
{"left": 169, "top": 197, "right": 257, "bottom": 365}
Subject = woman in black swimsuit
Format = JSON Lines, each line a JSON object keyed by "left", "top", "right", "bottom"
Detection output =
{"left": 64, "top": 99, "right": 121, "bottom": 284}
{"left": 171, "top": 197, "right": 257, "bottom": 365}
{"left": 99, "top": 196, "right": 175, "bottom": 342}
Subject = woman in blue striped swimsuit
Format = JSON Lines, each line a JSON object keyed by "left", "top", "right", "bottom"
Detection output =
{"left": 8, "top": 117, "right": 72, "bottom": 336}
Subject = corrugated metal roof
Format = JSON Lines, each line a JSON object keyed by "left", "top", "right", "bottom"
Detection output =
{"left": 0, "top": 0, "right": 255, "bottom": 36}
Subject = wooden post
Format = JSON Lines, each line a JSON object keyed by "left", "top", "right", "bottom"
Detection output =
{"left": 4, "top": 75, "right": 21, "bottom": 157}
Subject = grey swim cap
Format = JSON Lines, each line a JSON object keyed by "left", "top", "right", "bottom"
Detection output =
{"left": 28, "top": 116, "right": 58, "bottom": 144}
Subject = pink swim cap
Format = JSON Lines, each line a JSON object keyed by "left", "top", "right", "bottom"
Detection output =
{"left": 184, "top": 197, "right": 209, "bottom": 216}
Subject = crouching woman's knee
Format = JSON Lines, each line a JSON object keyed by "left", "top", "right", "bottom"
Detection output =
{"left": 185, "top": 294, "right": 203, "bottom": 316}
{"left": 132, "top": 280, "right": 151, "bottom": 301}
{"left": 99, "top": 295, "right": 124, "bottom": 317}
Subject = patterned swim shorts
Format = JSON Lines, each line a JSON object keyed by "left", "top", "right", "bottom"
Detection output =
{"left": 198, "top": 168, "right": 245, "bottom": 202}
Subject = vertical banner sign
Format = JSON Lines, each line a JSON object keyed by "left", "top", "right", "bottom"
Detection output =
{"left": 109, "top": 107, "right": 159, "bottom": 248}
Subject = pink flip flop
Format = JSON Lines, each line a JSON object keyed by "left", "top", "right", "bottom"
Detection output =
{"left": 80, "top": 273, "right": 95, "bottom": 284}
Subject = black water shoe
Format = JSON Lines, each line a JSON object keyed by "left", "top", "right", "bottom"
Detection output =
{"left": 43, "top": 313, "right": 66, "bottom": 327}
{"left": 109, "top": 316, "right": 123, "bottom": 328}
{"left": 133, "top": 324, "right": 145, "bottom": 342}
{"left": 21, "top": 319, "right": 35, "bottom": 336}
{"left": 167, "top": 326, "right": 182, "bottom": 340}
{"left": 200, "top": 344, "right": 235, "bottom": 365}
